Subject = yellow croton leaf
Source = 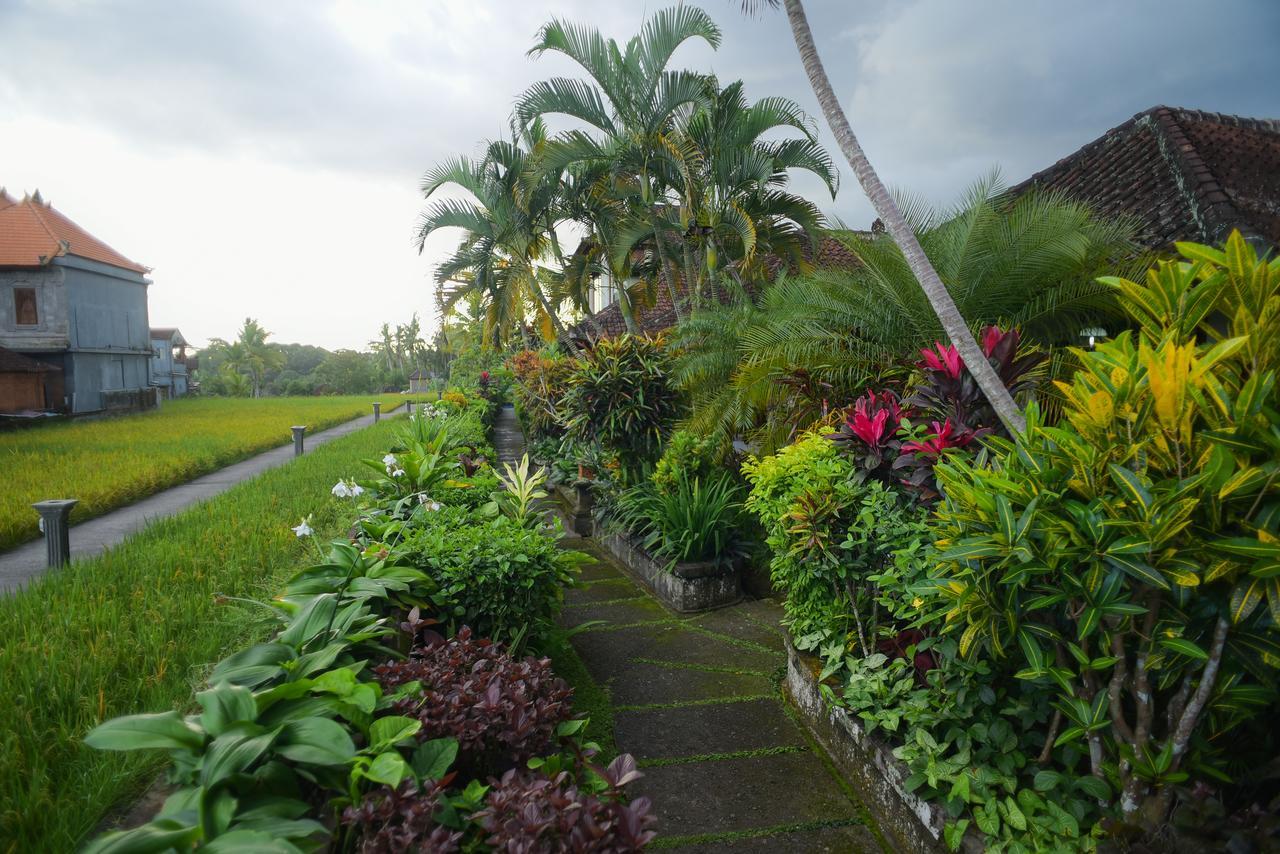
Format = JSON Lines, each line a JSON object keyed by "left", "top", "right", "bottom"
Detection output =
{"left": 1141, "top": 340, "right": 1197, "bottom": 444}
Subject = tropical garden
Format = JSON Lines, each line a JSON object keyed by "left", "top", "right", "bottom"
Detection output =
{"left": 15, "top": 2, "right": 1277, "bottom": 852}
{"left": 408, "top": 2, "right": 1279, "bottom": 851}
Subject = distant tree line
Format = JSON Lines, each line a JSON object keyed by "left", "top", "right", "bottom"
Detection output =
{"left": 196, "top": 317, "right": 451, "bottom": 397}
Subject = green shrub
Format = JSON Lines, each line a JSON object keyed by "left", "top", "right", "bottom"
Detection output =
{"left": 400, "top": 509, "right": 584, "bottom": 647}
{"left": 559, "top": 334, "right": 680, "bottom": 469}
{"left": 650, "top": 429, "right": 718, "bottom": 496}
{"left": 930, "top": 233, "right": 1280, "bottom": 833}
{"left": 614, "top": 472, "right": 743, "bottom": 567}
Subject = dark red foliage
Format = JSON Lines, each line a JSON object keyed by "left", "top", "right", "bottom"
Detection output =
{"left": 373, "top": 628, "right": 574, "bottom": 778}
{"left": 341, "top": 778, "right": 463, "bottom": 854}
{"left": 876, "top": 629, "right": 938, "bottom": 685}
{"left": 456, "top": 446, "right": 488, "bottom": 477}
{"left": 904, "top": 325, "right": 1043, "bottom": 436}
{"left": 892, "top": 419, "right": 980, "bottom": 502}
{"left": 826, "top": 389, "right": 907, "bottom": 482}
{"left": 473, "top": 755, "right": 657, "bottom": 853}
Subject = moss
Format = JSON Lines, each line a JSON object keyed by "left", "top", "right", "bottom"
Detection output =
{"left": 541, "top": 628, "right": 617, "bottom": 760}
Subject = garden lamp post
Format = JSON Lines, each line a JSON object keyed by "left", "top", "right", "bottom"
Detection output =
{"left": 291, "top": 425, "right": 306, "bottom": 456}
{"left": 33, "top": 499, "right": 78, "bottom": 568}
{"left": 372, "top": 401, "right": 382, "bottom": 423}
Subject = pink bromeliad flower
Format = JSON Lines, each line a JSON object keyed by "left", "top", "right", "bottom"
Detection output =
{"left": 920, "top": 342, "right": 963, "bottom": 378}
{"left": 901, "top": 419, "right": 975, "bottom": 457}
{"left": 845, "top": 390, "right": 903, "bottom": 448}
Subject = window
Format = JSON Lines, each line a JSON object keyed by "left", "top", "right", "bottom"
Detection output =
{"left": 14, "top": 288, "right": 37, "bottom": 326}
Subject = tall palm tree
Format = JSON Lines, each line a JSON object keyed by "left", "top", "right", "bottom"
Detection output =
{"left": 224, "top": 317, "right": 284, "bottom": 398}
{"left": 743, "top": 0, "right": 1025, "bottom": 434}
{"left": 416, "top": 128, "right": 567, "bottom": 347}
{"left": 676, "top": 77, "right": 838, "bottom": 303}
{"left": 672, "top": 180, "right": 1140, "bottom": 452}
{"left": 516, "top": 7, "right": 724, "bottom": 323}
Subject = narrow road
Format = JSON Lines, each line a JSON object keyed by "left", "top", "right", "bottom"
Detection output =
{"left": 0, "top": 403, "right": 403, "bottom": 594}
{"left": 490, "top": 404, "right": 887, "bottom": 852}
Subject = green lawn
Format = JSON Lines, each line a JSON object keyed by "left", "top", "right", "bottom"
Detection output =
{"left": 0, "top": 417, "right": 403, "bottom": 852}
{"left": 0, "top": 395, "right": 394, "bottom": 551}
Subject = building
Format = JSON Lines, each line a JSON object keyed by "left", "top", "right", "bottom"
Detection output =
{"left": 0, "top": 346, "right": 61, "bottom": 413}
{"left": 149, "top": 327, "right": 190, "bottom": 399}
{"left": 0, "top": 189, "right": 156, "bottom": 413}
{"left": 1008, "top": 106, "right": 1280, "bottom": 251}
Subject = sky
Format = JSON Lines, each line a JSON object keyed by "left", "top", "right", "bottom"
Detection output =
{"left": 1, "top": 0, "right": 1276, "bottom": 351}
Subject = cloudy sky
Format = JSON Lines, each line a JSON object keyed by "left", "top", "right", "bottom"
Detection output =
{"left": 1, "top": 0, "right": 1276, "bottom": 351}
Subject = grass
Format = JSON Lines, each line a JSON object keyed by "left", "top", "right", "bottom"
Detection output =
{"left": 0, "top": 395, "right": 394, "bottom": 551}
{"left": 542, "top": 628, "right": 618, "bottom": 762}
{"left": 0, "top": 416, "right": 405, "bottom": 853}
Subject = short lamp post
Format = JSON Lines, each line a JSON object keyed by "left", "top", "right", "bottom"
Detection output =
{"left": 33, "top": 499, "right": 78, "bottom": 568}
{"left": 291, "top": 425, "right": 307, "bottom": 457}
{"left": 372, "top": 401, "right": 382, "bottom": 423}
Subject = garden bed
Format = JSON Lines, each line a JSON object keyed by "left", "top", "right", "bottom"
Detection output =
{"left": 784, "top": 638, "right": 981, "bottom": 854}
{"left": 597, "top": 529, "right": 741, "bottom": 614}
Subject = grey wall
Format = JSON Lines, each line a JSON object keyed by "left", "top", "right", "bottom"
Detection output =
{"left": 0, "top": 266, "right": 69, "bottom": 350}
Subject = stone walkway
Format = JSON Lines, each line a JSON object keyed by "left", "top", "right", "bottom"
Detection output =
{"left": 0, "top": 403, "right": 403, "bottom": 594}
{"left": 492, "top": 405, "right": 886, "bottom": 852}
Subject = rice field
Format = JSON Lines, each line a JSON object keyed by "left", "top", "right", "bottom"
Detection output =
{"left": 0, "top": 396, "right": 391, "bottom": 551}
{"left": 0, "top": 416, "right": 404, "bottom": 851}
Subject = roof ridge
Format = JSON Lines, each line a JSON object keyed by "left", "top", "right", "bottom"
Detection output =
{"left": 20, "top": 195, "right": 67, "bottom": 261}
{"left": 1167, "top": 106, "right": 1280, "bottom": 134}
{"left": 1149, "top": 108, "right": 1247, "bottom": 243}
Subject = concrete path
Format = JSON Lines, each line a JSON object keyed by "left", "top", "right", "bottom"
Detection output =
{"left": 0, "top": 403, "right": 402, "bottom": 594}
{"left": 491, "top": 405, "right": 887, "bottom": 852}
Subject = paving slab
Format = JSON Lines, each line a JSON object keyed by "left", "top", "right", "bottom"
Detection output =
{"left": 574, "top": 561, "right": 628, "bottom": 583}
{"left": 685, "top": 606, "right": 788, "bottom": 653}
{"left": 569, "top": 624, "right": 779, "bottom": 681}
{"left": 685, "top": 823, "right": 885, "bottom": 853}
{"left": 616, "top": 697, "right": 804, "bottom": 758}
{"left": 633, "top": 750, "right": 862, "bottom": 838}
{"left": 605, "top": 660, "right": 773, "bottom": 708}
{"left": 563, "top": 596, "right": 670, "bottom": 626}
{"left": 564, "top": 575, "right": 641, "bottom": 605}
{"left": 0, "top": 405, "right": 400, "bottom": 595}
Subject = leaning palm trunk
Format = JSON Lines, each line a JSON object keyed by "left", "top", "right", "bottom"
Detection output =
{"left": 780, "top": 0, "right": 1025, "bottom": 435}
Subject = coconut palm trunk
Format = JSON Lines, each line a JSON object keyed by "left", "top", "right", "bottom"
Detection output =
{"left": 777, "top": 0, "right": 1025, "bottom": 434}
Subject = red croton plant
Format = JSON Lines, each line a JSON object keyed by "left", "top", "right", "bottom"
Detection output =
{"left": 828, "top": 325, "right": 1043, "bottom": 501}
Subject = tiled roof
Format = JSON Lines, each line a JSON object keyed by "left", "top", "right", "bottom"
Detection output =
{"left": 0, "top": 188, "right": 149, "bottom": 273}
{"left": 150, "top": 327, "right": 187, "bottom": 346}
{"left": 1008, "top": 106, "right": 1280, "bottom": 249}
{"left": 572, "top": 234, "right": 862, "bottom": 340}
{"left": 0, "top": 347, "right": 59, "bottom": 374}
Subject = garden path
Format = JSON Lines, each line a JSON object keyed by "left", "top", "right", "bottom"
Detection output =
{"left": 493, "top": 404, "right": 887, "bottom": 852}
{"left": 0, "top": 403, "right": 405, "bottom": 595}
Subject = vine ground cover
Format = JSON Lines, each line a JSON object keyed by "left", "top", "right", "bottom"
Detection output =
{"left": 0, "top": 395, "right": 388, "bottom": 551}
{"left": 0, "top": 417, "right": 404, "bottom": 852}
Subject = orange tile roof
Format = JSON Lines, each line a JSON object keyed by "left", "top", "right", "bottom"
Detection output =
{"left": 0, "top": 188, "right": 149, "bottom": 273}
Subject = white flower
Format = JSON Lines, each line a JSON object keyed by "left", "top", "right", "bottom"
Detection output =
{"left": 418, "top": 494, "right": 442, "bottom": 511}
{"left": 391, "top": 468, "right": 406, "bottom": 478}
{"left": 331, "top": 478, "right": 364, "bottom": 498}
{"left": 382, "top": 453, "right": 397, "bottom": 466}
{"left": 292, "top": 516, "right": 314, "bottom": 538}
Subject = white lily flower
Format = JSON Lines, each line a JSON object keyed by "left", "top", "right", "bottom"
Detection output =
{"left": 349, "top": 481, "right": 364, "bottom": 496}
{"left": 382, "top": 453, "right": 397, "bottom": 466}
{"left": 331, "top": 480, "right": 352, "bottom": 498}
{"left": 391, "top": 468, "right": 406, "bottom": 478}
{"left": 292, "top": 516, "right": 314, "bottom": 538}
{"left": 418, "top": 494, "right": 442, "bottom": 511}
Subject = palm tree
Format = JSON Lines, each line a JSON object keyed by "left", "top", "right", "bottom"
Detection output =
{"left": 672, "top": 180, "right": 1140, "bottom": 451}
{"left": 676, "top": 77, "right": 838, "bottom": 303}
{"left": 516, "top": 7, "right": 724, "bottom": 323}
{"left": 742, "top": 0, "right": 1026, "bottom": 434}
{"left": 222, "top": 317, "right": 284, "bottom": 398}
{"left": 416, "top": 128, "right": 567, "bottom": 347}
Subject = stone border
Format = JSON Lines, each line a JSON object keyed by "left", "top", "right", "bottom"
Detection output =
{"left": 784, "top": 639, "right": 983, "bottom": 854}
{"left": 597, "top": 530, "right": 742, "bottom": 614}
{"left": 553, "top": 483, "right": 595, "bottom": 537}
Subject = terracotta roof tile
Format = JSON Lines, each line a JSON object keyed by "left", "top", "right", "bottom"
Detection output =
{"left": 1008, "top": 106, "right": 1280, "bottom": 249}
{"left": 0, "top": 189, "right": 149, "bottom": 273}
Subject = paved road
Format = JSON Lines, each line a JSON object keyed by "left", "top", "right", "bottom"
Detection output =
{"left": 0, "top": 403, "right": 403, "bottom": 595}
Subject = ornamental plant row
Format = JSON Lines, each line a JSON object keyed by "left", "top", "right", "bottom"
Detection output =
{"left": 82, "top": 393, "right": 655, "bottom": 853}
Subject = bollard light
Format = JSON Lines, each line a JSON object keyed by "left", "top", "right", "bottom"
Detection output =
{"left": 291, "top": 425, "right": 306, "bottom": 456}
{"left": 372, "top": 401, "right": 382, "bottom": 423}
{"left": 33, "top": 499, "right": 78, "bottom": 568}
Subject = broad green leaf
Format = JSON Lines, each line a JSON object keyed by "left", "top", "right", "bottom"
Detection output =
{"left": 1230, "top": 579, "right": 1264, "bottom": 625}
{"left": 1033, "top": 770, "right": 1063, "bottom": 791}
{"left": 200, "top": 729, "right": 276, "bottom": 787}
{"left": 1075, "top": 775, "right": 1111, "bottom": 800}
{"left": 81, "top": 819, "right": 199, "bottom": 854}
{"left": 200, "top": 829, "right": 303, "bottom": 853}
{"left": 362, "top": 752, "right": 410, "bottom": 788}
{"left": 1104, "top": 555, "right": 1170, "bottom": 590}
{"left": 85, "top": 711, "right": 205, "bottom": 753}
{"left": 368, "top": 715, "right": 421, "bottom": 752}
{"left": 197, "top": 683, "right": 257, "bottom": 736}
{"left": 1108, "top": 464, "right": 1153, "bottom": 517}
{"left": 275, "top": 718, "right": 356, "bottom": 766}
{"left": 412, "top": 737, "right": 458, "bottom": 781}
